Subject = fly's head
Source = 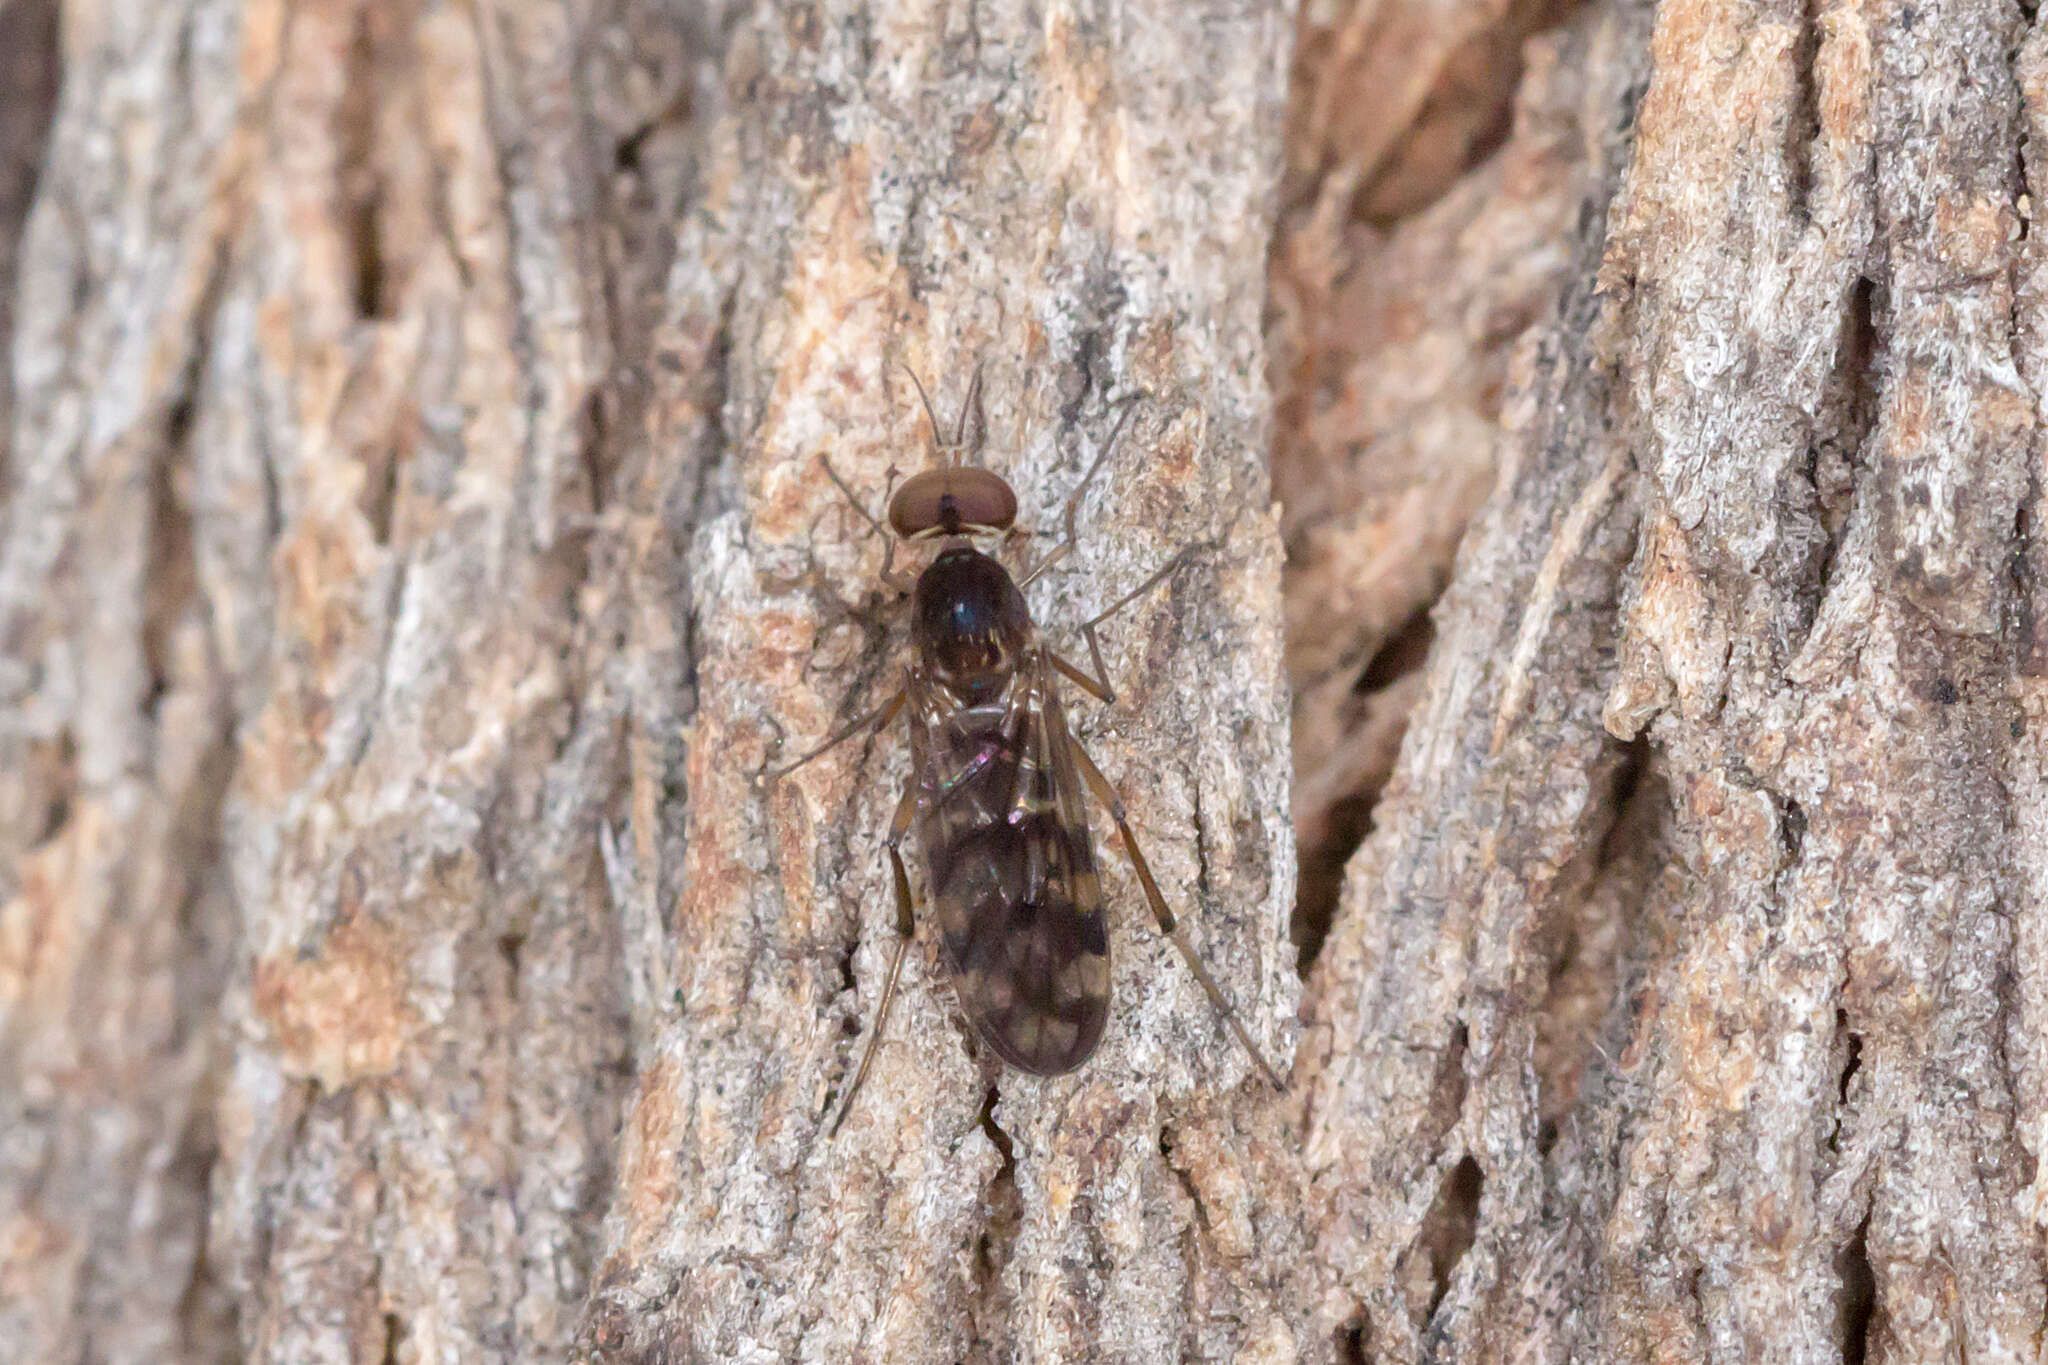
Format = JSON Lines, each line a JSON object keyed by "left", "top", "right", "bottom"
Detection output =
{"left": 890, "top": 366, "right": 1033, "bottom": 699}
{"left": 912, "top": 547, "right": 1031, "bottom": 701}
{"left": 888, "top": 363, "right": 1016, "bottom": 538}
{"left": 886, "top": 466, "right": 1018, "bottom": 542}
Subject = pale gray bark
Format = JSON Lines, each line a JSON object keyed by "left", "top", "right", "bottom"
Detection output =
{"left": 577, "top": 2, "right": 1306, "bottom": 1359}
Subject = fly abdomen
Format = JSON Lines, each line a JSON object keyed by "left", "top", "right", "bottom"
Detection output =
{"left": 917, "top": 702, "right": 1111, "bottom": 1075}
{"left": 929, "top": 816, "right": 1110, "bottom": 1074}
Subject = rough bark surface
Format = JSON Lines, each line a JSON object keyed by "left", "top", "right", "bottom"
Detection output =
{"left": 578, "top": 3, "right": 1305, "bottom": 1363}
{"left": 1286, "top": 0, "right": 2048, "bottom": 1358}
{"left": 6, "top": 0, "right": 2048, "bottom": 1363}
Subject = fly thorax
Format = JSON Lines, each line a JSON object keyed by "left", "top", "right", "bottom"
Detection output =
{"left": 914, "top": 547, "right": 1031, "bottom": 701}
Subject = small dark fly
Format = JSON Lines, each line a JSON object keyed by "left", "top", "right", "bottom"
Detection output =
{"left": 769, "top": 370, "right": 1285, "bottom": 1135}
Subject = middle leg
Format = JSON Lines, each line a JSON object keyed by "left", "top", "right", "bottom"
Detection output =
{"left": 1050, "top": 545, "right": 1199, "bottom": 704}
{"left": 763, "top": 687, "right": 905, "bottom": 784}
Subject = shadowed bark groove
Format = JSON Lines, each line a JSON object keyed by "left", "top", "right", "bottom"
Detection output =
{"left": 0, "top": 0, "right": 59, "bottom": 498}
{"left": 5, "top": 0, "right": 2048, "bottom": 1361}
{"left": 1272, "top": 0, "right": 1605, "bottom": 970}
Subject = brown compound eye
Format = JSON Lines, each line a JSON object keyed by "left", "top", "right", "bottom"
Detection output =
{"left": 887, "top": 467, "right": 1018, "bottom": 538}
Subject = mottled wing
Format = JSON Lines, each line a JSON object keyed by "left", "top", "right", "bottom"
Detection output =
{"left": 907, "top": 656, "right": 1111, "bottom": 1073}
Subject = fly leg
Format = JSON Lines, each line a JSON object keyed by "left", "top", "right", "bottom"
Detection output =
{"left": 820, "top": 454, "right": 915, "bottom": 593}
{"left": 1018, "top": 395, "right": 1144, "bottom": 587}
{"left": 762, "top": 688, "right": 905, "bottom": 784}
{"left": 1069, "top": 738, "right": 1286, "bottom": 1090}
{"left": 1013, "top": 392, "right": 1203, "bottom": 701}
{"left": 828, "top": 779, "right": 921, "bottom": 1137}
{"left": 1048, "top": 545, "right": 1198, "bottom": 704}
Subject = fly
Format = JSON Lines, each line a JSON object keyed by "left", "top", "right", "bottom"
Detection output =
{"left": 768, "top": 369, "right": 1285, "bottom": 1136}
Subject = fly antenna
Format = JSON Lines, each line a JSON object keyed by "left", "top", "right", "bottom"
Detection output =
{"left": 954, "top": 362, "right": 984, "bottom": 463}
{"left": 903, "top": 366, "right": 945, "bottom": 467}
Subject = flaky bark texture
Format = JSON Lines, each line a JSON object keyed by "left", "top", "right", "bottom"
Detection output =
{"left": 6, "top": 0, "right": 2048, "bottom": 1362}
{"left": 1282, "top": 0, "right": 2048, "bottom": 1359}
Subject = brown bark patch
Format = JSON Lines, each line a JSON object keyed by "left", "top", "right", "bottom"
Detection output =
{"left": 253, "top": 916, "right": 413, "bottom": 1090}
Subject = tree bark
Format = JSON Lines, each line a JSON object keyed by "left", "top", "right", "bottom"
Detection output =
{"left": 1282, "top": 0, "right": 2048, "bottom": 1357}
{"left": 5, "top": 1, "right": 2048, "bottom": 1364}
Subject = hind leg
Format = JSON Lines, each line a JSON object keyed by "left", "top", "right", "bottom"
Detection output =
{"left": 828, "top": 778, "right": 922, "bottom": 1137}
{"left": 1068, "top": 736, "right": 1285, "bottom": 1090}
